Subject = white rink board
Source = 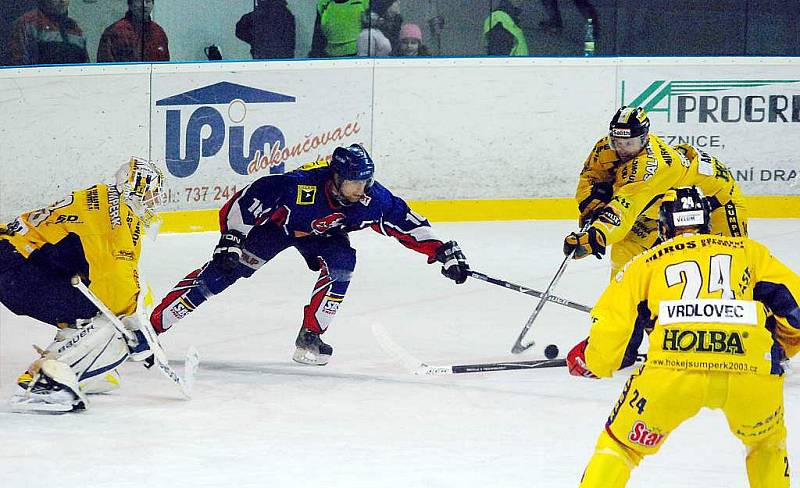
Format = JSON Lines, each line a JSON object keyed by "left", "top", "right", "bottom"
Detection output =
{"left": 0, "top": 64, "right": 151, "bottom": 216}
{"left": 1, "top": 58, "right": 799, "bottom": 218}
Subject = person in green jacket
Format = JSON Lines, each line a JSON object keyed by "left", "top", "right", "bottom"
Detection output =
{"left": 309, "top": 0, "right": 370, "bottom": 57}
{"left": 483, "top": 0, "right": 529, "bottom": 56}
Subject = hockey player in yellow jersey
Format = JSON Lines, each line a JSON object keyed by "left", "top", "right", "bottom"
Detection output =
{"left": 564, "top": 106, "right": 748, "bottom": 277}
{"left": 565, "top": 187, "right": 799, "bottom": 487}
{"left": 0, "top": 157, "right": 166, "bottom": 412}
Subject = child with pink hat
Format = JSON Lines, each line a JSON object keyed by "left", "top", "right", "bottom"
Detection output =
{"left": 396, "top": 23, "right": 431, "bottom": 56}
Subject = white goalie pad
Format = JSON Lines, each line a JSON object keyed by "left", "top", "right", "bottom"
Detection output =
{"left": 44, "top": 315, "right": 131, "bottom": 393}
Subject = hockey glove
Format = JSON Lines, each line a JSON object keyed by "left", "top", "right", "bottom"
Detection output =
{"left": 435, "top": 240, "right": 469, "bottom": 284}
{"left": 563, "top": 227, "right": 606, "bottom": 260}
{"left": 566, "top": 338, "right": 598, "bottom": 379}
{"left": 578, "top": 181, "right": 613, "bottom": 227}
{"left": 213, "top": 230, "right": 245, "bottom": 273}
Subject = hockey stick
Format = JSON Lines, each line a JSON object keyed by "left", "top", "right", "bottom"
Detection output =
{"left": 510, "top": 224, "right": 590, "bottom": 354}
{"left": 418, "top": 358, "right": 567, "bottom": 376}
{"left": 71, "top": 276, "right": 198, "bottom": 399}
{"left": 467, "top": 270, "right": 592, "bottom": 314}
{"left": 373, "top": 323, "right": 565, "bottom": 376}
{"left": 419, "top": 353, "right": 649, "bottom": 376}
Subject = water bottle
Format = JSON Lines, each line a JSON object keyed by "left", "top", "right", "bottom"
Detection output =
{"left": 584, "top": 19, "right": 595, "bottom": 56}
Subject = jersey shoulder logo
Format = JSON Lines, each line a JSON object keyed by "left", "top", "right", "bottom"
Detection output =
{"left": 297, "top": 185, "right": 317, "bottom": 205}
{"left": 298, "top": 159, "right": 330, "bottom": 171}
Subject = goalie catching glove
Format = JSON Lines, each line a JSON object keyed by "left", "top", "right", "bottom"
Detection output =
{"left": 213, "top": 230, "right": 245, "bottom": 273}
{"left": 564, "top": 227, "right": 606, "bottom": 259}
{"left": 434, "top": 241, "right": 469, "bottom": 284}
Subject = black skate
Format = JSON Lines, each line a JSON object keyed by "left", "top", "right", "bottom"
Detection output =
{"left": 293, "top": 327, "right": 333, "bottom": 366}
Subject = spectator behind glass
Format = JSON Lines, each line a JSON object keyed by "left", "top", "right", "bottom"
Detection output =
{"left": 97, "top": 0, "right": 170, "bottom": 62}
{"left": 369, "top": 0, "right": 403, "bottom": 49}
{"left": 483, "top": 0, "right": 529, "bottom": 56}
{"left": 309, "top": 0, "right": 369, "bottom": 58}
{"left": 539, "top": 0, "right": 599, "bottom": 39}
{"left": 394, "top": 23, "right": 430, "bottom": 56}
{"left": 235, "top": 0, "right": 295, "bottom": 59}
{"left": 9, "top": 0, "right": 89, "bottom": 66}
{"left": 357, "top": 26, "right": 391, "bottom": 56}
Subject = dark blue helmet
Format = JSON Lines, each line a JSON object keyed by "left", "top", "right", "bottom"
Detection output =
{"left": 331, "top": 144, "right": 375, "bottom": 184}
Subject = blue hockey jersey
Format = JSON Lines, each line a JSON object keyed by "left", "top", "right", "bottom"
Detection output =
{"left": 219, "top": 161, "right": 444, "bottom": 261}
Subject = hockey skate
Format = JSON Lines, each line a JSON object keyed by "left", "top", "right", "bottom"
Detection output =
{"left": 293, "top": 327, "right": 333, "bottom": 366}
{"left": 10, "top": 360, "right": 87, "bottom": 413}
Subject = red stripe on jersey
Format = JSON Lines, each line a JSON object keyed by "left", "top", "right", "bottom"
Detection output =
{"left": 218, "top": 189, "right": 245, "bottom": 233}
{"left": 372, "top": 223, "right": 442, "bottom": 261}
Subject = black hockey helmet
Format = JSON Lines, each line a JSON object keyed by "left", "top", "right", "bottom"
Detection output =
{"left": 609, "top": 106, "right": 650, "bottom": 139}
{"left": 331, "top": 144, "right": 375, "bottom": 187}
{"left": 658, "top": 186, "right": 711, "bottom": 239}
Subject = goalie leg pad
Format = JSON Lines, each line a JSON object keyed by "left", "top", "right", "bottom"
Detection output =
{"left": 44, "top": 315, "right": 130, "bottom": 393}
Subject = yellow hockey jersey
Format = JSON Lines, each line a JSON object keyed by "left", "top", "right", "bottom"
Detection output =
{"left": 0, "top": 184, "right": 144, "bottom": 316}
{"left": 585, "top": 233, "right": 800, "bottom": 378}
{"left": 576, "top": 136, "right": 744, "bottom": 245}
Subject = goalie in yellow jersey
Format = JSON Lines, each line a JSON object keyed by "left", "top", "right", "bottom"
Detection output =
{"left": 0, "top": 157, "right": 166, "bottom": 412}
{"left": 564, "top": 106, "right": 748, "bottom": 277}
{"left": 565, "top": 186, "right": 799, "bottom": 488}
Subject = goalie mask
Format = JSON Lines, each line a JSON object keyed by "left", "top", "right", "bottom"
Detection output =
{"left": 658, "top": 186, "right": 711, "bottom": 240}
{"left": 115, "top": 157, "right": 166, "bottom": 226}
{"left": 609, "top": 106, "right": 650, "bottom": 161}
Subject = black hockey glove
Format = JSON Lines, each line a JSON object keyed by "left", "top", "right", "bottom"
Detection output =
{"left": 435, "top": 240, "right": 469, "bottom": 284}
{"left": 213, "top": 230, "right": 245, "bottom": 273}
{"left": 563, "top": 227, "right": 606, "bottom": 260}
{"left": 578, "top": 181, "right": 614, "bottom": 227}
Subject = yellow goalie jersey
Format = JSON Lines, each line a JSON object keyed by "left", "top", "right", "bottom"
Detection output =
{"left": 576, "top": 136, "right": 745, "bottom": 245}
{"left": 0, "top": 184, "right": 144, "bottom": 316}
{"left": 585, "top": 233, "right": 800, "bottom": 378}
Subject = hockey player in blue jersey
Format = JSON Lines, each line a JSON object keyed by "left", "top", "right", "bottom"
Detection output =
{"left": 151, "top": 144, "right": 469, "bottom": 365}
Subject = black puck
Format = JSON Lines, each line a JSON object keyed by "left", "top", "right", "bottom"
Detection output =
{"left": 544, "top": 344, "right": 559, "bottom": 359}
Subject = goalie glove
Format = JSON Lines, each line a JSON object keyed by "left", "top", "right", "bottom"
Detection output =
{"left": 566, "top": 338, "right": 598, "bottom": 379}
{"left": 578, "top": 181, "right": 613, "bottom": 227}
{"left": 213, "top": 230, "right": 245, "bottom": 273}
{"left": 563, "top": 226, "right": 606, "bottom": 259}
{"left": 434, "top": 240, "right": 469, "bottom": 284}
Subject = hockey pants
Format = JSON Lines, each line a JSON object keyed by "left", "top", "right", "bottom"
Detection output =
{"left": 151, "top": 225, "right": 355, "bottom": 335}
{"left": 579, "top": 367, "right": 789, "bottom": 487}
{"left": 0, "top": 240, "right": 97, "bottom": 326}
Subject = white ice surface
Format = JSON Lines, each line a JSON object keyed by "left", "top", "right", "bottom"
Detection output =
{"left": 1, "top": 220, "right": 798, "bottom": 488}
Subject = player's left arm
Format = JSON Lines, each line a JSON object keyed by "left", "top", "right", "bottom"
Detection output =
{"left": 569, "top": 263, "right": 643, "bottom": 378}
{"left": 749, "top": 240, "right": 800, "bottom": 357}
{"left": 369, "top": 184, "right": 470, "bottom": 284}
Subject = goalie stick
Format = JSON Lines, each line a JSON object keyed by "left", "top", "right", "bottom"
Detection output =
{"left": 71, "top": 276, "right": 199, "bottom": 399}
{"left": 467, "top": 270, "right": 592, "bottom": 314}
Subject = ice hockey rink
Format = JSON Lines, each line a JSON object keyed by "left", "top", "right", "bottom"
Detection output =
{"left": 1, "top": 219, "right": 798, "bottom": 488}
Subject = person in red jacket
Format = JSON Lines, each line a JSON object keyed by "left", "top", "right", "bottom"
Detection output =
{"left": 97, "top": 0, "right": 170, "bottom": 62}
{"left": 8, "top": 0, "right": 89, "bottom": 66}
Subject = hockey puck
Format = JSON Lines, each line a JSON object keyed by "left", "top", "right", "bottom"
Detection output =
{"left": 544, "top": 344, "right": 559, "bottom": 359}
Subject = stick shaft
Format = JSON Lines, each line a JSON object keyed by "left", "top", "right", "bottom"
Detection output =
{"left": 467, "top": 270, "right": 592, "bottom": 313}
